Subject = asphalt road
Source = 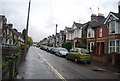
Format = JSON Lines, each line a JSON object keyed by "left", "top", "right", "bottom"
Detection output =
{"left": 16, "top": 46, "right": 119, "bottom": 79}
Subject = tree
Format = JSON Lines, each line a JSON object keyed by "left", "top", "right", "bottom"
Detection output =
{"left": 27, "top": 36, "right": 33, "bottom": 47}
{"left": 76, "top": 37, "right": 87, "bottom": 48}
{"left": 22, "top": 29, "right": 26, "bottom": 41}
{"left": 62, "top": 42, "right": 73, "bottom": 51}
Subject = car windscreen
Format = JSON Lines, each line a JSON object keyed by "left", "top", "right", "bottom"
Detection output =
{"left": 81, "top": 49, "right": 91, "bottom": 54}
{"left": 58, "top": 48, "right": 68, "bottom": 52}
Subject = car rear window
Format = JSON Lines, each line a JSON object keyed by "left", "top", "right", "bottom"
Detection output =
{"left": 81, "top": 49, "right": 91, "bottom": 54}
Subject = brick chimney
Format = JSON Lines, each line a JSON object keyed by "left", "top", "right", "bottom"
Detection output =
{"left": 118, "top": 1, "right": 120, "bottom": 13}
{"left": 98, "top": 13, "right": 105, "bottom": 21}
{"left": 91, "top": 14, "right": 98, "bottom": 21}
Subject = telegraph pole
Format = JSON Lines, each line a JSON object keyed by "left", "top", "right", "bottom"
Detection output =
{"left": 24, "top": 0, "right": 31, "bottom": 60}
{"left": 55, "top": 24, "right": 57, "bottom": 47}
{"left": 25, "top": 0, "right": 31, "bottom": 45}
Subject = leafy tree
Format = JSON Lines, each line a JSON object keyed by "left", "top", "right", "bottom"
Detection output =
{"left": 76, "top": 37, "right": 87, "bottom": 48}
{"left": 27, "top": 36, "right": 33, "bottom": 47}
{"left": 22, "top": 29, "right": 26, "bottom": 41}
{"left": 62, "top": 42, "right": 73, "bottom": 51}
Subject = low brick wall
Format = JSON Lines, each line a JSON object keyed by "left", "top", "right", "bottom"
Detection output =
{"left": 112, "top": 53, "right": 120, "bottom": 65}
{"left": 2, "top": 55, "right": 22, "bottom": 79}
{"left": 92, "top": 53, "right": 120, "bottom": 65}
{"left": 2, "top": 47, "right": 29, "bottom": 79}
{"left": 92, "top": 55, "right": 103, "bottom": 62}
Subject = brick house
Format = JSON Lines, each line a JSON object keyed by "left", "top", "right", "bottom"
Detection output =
{"left": 0, "top": 15, "right": 7, "bottom": 44}
{"left": 64, "top": 27, "right": 73, "bottom": 42}
{"left": 40, "top": 38, "right": 47, "bottom": 44}
{"left": 95, "top": 22, "right": 108, "bottom": 55}
{"left": 18, "top": 32, "right": 24, "bottom": 45}
{"left": 2, "top": 24, "right": 15, "bottom": 44}
{"left": 91, "top": 2, "right": 120, "bottom": 64}
{"left": 104, "top": 12, "right": 120, "bottom": 53}
{"left": 87, "top": 14, "right": 105, "bottom": 52}
{"left": 58, "top": 30, "right": 66, "bottom": 47}
{"left": 0, "top": 15, "right": 24, "bottom": 46}
{"left": 71, "top": 22, "right": 83, "bottom": 47}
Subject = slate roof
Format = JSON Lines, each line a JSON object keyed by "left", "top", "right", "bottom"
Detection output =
{"left": 65, "top": 27, "right": 72, "bottom": 32}
{"left": 88, "top": 16, "right": 105, "bottom": 28}
{"left": 74, "top": 22, "right": 83, "bottom": 28}
{"left": 111, "top": 12, "right": 120, "bottom": 19}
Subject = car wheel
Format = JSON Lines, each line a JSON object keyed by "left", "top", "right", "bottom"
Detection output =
{"left": 58, "top": 53, "right": 61, "bottom": 57}
{"left": 87, "top": 61, "right": 91, "bottom": 64}
{"left": 75, "top": 58, "right": 79, "bottom": 63}
{"left": 66, "top": 55, "right": 69, "bottom": 60}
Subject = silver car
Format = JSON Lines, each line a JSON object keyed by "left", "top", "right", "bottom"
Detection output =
{"left": 55, "top": 48, "right": 68, "bottom": 57}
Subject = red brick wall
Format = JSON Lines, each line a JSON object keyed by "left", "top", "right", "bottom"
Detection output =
{"left": 95, "top": 26, "right": 108, "bottom": 55}
{"left": 96, "top": 26, "right": 108, "bottom": 38}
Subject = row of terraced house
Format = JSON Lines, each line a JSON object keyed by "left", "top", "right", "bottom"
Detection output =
{"left": 0, "top": 15, "right": 24, "bottom": 45}
{"left": 40, "top": 3, "right": 120, "bottom": 64}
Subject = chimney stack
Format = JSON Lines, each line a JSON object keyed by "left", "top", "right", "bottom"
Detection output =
{"left": 118, "top": 1, "right": 120, "bottom": 13}
{"left": 91, "top": 14, "right": 98, "bottom": 21}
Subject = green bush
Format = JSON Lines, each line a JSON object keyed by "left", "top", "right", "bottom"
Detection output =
{"left": 2, "top": 60, "right": 13, "bottom": 69}
{"left": 16, "top": 52, "right": 21, "bottom": 56}
{"left": 46, "top": 44, "right": 53, "bottom": 47}
{"left": 62, "top": 42, "right": 73, "bottom": 51}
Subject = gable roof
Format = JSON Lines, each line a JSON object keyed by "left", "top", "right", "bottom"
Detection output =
{"left": 111, "top": 12, "right": 120, "bottom": 19}
{"left": 74, "top": 22, "right": 83, "bottom": 28}
{"left": 104, "top": 12, "right": 120, "bottom": 24}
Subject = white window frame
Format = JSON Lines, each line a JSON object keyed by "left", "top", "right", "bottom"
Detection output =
{"left": 7, "top": 29, "right": 9, "bottom": 35}
{"left": 87, "top": 28, "right": 94, "bottom": 38}
{"left": 109, "top": 39, "right": 120, "bottom": 53}
{"left": 88, "top": 42, "right": 94, "bottom": 52}
{"left": 99, "top": 28, "right": 102, "bottom": 37}
{"left": 109, "top": 21, "right": 119, "bottom": 34}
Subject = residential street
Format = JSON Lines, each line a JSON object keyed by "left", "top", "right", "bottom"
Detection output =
{"left": 15, "top": 46, "right": 119, "bottom": 79}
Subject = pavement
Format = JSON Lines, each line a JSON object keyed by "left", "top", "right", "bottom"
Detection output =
{"left": 91, "top": 61, "right": 120, "bottom": 73}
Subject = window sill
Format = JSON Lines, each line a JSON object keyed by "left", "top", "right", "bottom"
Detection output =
{"left": 109, "top": 33, "right": 120, "bottom": 35}
{"left": 87, "top": 37, "right": 94, "bottom": 38}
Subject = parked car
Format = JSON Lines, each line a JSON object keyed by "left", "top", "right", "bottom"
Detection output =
{"left": 49, "top": 47, "right": 55, "bottom": 53}
{"left": 66, "top": 48, "right": 92, "bottom": 64}
{"left": 55, "top": 48, "right": 68, "bottom": 57}
{"left": 46, "top": 47, "right": 53, "bottom": 52}
{"left": 40, "top": 45, "right": 44, "bottom": 49}
{"left": 44, "top": 46, "right": 48, "bottom": 51}
{"left": 53, "top": 48, "right": 59, "bottom": 55}
{"left": 50, "top": 47, "right": 58, "bottom": 54}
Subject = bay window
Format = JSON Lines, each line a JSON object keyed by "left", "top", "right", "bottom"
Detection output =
{"left": 109, "top": 40, "right": 120, "bottom": 53}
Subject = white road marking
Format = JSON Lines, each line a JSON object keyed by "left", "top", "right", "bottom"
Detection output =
{"left": 38, "top": 52, "right": 66, "bottom": 81}
{"left": 114, "top": 73, "right": 120, "bottom": 75}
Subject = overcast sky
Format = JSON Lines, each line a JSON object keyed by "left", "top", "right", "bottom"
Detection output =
{"left": 1, "top": 0, "right": 119, "bottom": 42}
